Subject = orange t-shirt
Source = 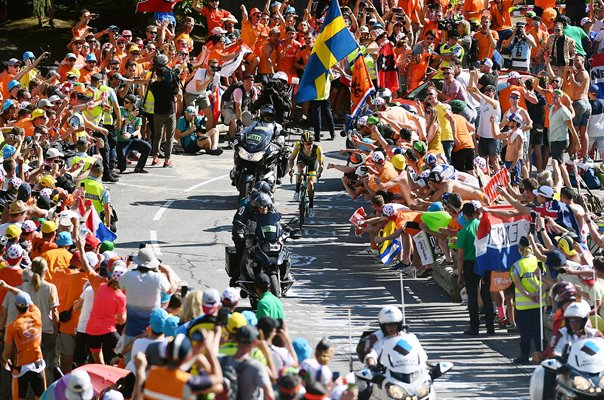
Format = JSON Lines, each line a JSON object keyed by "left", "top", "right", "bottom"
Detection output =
{"left": 5, "top": 304, "right": 43, "bottom": 366}
{"left": 368, "top": 162, "right": 399, "bottom": 192}
{"left": 200, "top": 6, "right": 233, "bottom": 35}
{"left": 14, "top": 118, "right": 35, "bottom": 137}
{"left": 399, "top": 0, "right": 420, "bottom": 23}
{"left": 489, "top": 0, "right": 513, "bottom": 31}
{"left": 535, "top": 0, "right": 556, "bottom": 9}
{"left": 58, "top": 270, "right": 88, "bottom": 335}
{"left": 394, "top": 211, "right": 422, "bottom": 230}
{"left": 79, "top": 66, "right": 99, "bottom": 84}
{"left": 241, "top": 20, "right": 267, "bottom": 51}
{"left": 463, "top": 0, "right": 485, "bottom": 21}
{"left": 30, "top": 237, "right": 58, "bottom": 260}
{"left": 42, "top": 248, "right": 73, "bottom": 285}
{"left": 474, "top": 30, "right": 499, "bottom": 61}
{"left": 258, "top": 40, "right": 279, "bottom": 75}
{"left": 0, "top": 267, "right": 22, "bottom": 305}
{"left": 452, "top": 114, "right": 475, "bottom": 151}
{"left": 499, "top": 85, "right": 527, "bottom": 115}
{"left": 0, "top": 73, "right": 16, "bottom": 100}
{"left": 277, "top": 40, "right": 301, "bottom": 77}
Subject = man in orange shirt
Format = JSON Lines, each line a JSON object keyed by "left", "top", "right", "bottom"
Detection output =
{"left": 192, "top": 0, "right": 237, "bottom": 36}
{"left": 526, "top": 14, "right": 549, "bottom": 74}
{"left": 78, "top": 54, "right": 99, "bottom": 84}
{"left": 277, "top": 26, "right": 301, "bottom": 79}
{"left": 474, "top": 15, "right": 499, "bottom": 62}
{"left": 240, "top": 5, "right": 268, "bottom": 76}
{"left": 489, "top": 0, "right": 524, "bottom": 48}
{"left": 1, "top": 285, "right": 46, "bottom": 400}
{"left": 258, "top": 28, "right": 281, "bottom": 83}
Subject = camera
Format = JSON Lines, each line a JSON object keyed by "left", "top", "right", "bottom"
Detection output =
{"left": 392, "top": 7, "right": 403, "bottom": 13}
{"left": 365, "top": 6, "right": 373, "bottom": 11}
{"left": 90, "top": 13, "right": 100, "bottom": 20}
{"left": 516, "top": 22, "right": 526, "bottom": 36}
{"left": 210, "top": 65, "right": 222, "bottom": 72}
{"left": 437, "top": 18, "right": 456, "bottom": 31}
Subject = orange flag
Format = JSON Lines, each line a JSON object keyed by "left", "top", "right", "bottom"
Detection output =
{"left": 350, "top": 55, "right": 374, "bottom": 119}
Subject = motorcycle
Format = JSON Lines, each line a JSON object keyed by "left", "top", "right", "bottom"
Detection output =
{"left": 231, "top": 214, "right": 301, "bottom": 309}
{"left": 530, "top": 337, "right": 604, "bottom": 400}
{"left": 355, "top": 336, "right": 453, "bottom": 400}
{"left": 230, "top": 120, "right": 290, "bottom": 199}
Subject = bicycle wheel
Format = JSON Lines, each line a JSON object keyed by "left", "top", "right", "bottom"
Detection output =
{"left": 299, "top": 186, "right": 307, "bottom": 229}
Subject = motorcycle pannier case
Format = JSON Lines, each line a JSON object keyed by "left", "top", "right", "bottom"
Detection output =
{"left": 225, "top": 246, "right": 238, "bottom": 276}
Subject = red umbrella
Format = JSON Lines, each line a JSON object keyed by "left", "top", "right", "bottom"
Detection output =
{"left": 75, "top": 364, "right": 130, "bottom": 393}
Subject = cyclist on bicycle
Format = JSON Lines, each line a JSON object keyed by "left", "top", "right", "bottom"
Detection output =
{"left": 288, "top": 130, "right": 324, "bottom": 217}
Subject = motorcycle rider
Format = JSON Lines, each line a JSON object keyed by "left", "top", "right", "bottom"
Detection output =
{"left": 363, "top": 305, "right": 427, "bottom": 368}
{"left": 230, "top": 186, "right": 274, "bottom": 287}
{"left": 250, "top": 71, "right": 291, "bottom": 124}
{"left": 288, "top": 130, "right": 324, "bottom": 217}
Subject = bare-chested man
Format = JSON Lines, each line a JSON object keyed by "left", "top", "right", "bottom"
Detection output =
{"left": 565, "top": 54, "right": 590, "bottom": 156}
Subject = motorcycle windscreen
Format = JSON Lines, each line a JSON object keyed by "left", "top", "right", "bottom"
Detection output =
{"left": 243, "top": 125, "right": 274, "bottom": 153}
{"left": 255, "top": 212, "right": 282, "bottom": 242}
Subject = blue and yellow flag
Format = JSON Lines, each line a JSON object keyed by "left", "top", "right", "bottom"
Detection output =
{"left": 296, "top": 0, "right": 358, "bottom": 103}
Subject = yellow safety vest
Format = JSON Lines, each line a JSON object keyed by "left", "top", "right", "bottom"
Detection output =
{"left": 80, "top": 178, "right": 106, "bottom": 214}
{"left": 512, "top": 256, "right": 545, "bottom": 310}
{"left": 69, "top": 154, "right": 96, "bottom": 172}
{"left": 83, "top": 88, "right": 104, "bottom": 125}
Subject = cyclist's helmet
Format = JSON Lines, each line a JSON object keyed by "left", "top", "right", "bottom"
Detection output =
{"left": 552, "top": 281, "right": 577, "bottom": 308}
{"left": 251, "top": 192, "right": 273, "bottom": 209}
{"left": 260, "top": 104, "right": 276, "bottom": 123}
{"left": 301, "top": 130, "right": 313, "bottom": 143}
{"left": 253, "top": 181, "right": 272, "bottom": 195}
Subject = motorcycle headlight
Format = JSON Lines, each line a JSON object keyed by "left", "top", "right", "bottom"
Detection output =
{"left": 385, "top": 383, "right": 407, "bottom": 399}
{"left": 599, "top": 374, "right": 604, "bottom": 388}
{"left": 238, "top": 147, "right": 264, "bottom": 162}
{"left": 573, "top": 375, "right": 592, "bottom": 391}
{"left": 262, "top": 242, "right": 281, "bottom": 253}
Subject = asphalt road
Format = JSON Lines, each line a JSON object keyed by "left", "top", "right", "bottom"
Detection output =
{"left": 111, "top": 132, "right": 534, "bottom": 399}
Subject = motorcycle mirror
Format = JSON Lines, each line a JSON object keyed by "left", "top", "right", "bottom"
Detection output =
{"left": 288, "top": 217, "right": 299, "bottom": 225}
{"left": 355, "top": 368, "right": 374, "bottom": 383}
{"left": 291, "top": 230, "right": 302, "bottom": 239}
{"left": 429, "top": 361, "right": 453, "bottom": 380}
{"left": 541, "top": 359, "right": 562, "bottom": 372}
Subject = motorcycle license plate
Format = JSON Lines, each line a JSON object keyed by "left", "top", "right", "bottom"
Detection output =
{"left": 268, "top": 243, "right": 280, "bottom": 252}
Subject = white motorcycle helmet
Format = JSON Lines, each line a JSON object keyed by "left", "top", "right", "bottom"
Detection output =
{"left": 567, "top": 337, "right": 604, "bottom": 374}
{"left": 378, "top": 305, "right": 403, "bottom": 334}
{"left": 565, "top": 302, "right": 590, "bottom": 331}
{"left": 378, "top": 336, "right": 424, "bottom": 375}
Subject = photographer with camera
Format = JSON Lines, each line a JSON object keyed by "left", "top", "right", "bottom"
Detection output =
{"left": 72, "top": 9, "right": 98, "bottom": 39}
{"left": 435, "top": 30, "right": 464, "bottom": 79}
{"left": 175, "top": 106, "right": 222, "bottom": 156}
{"left": 501, "top": 21, "right": 536, "bottom": 72}
{"left": 222, "top": 74, "right": 258, "bottom": 139}
{"left": 251, "top": 71, "right": 291, "bottom": 125}
{"left": 184, "top": 58, "right": 221, "bottom": 131}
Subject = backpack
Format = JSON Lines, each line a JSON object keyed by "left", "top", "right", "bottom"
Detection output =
{"left": 216, "top": 357, "right": 251, "bottom": 400}
{"left": 468, "top": 36, "right": 479, "bottom": 65}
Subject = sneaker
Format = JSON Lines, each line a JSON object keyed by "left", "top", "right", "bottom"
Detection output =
{"left": 206, "top": 147, "right": 224, "bottom": 156}
{"left": 151, "top": 158, "right": 160, "bottom": 166}
{"left": 134, "top": 168, "right": 149, "bottom": 174}
{"left": 293, "top": 192, "right": 300, "bottom": 201}
{"left": 401, "top": 265, "right": 416, "bottom": 276}
{"left": 163, "top": 160, "right": 174, "bottom": 168}
{"left": 309, "top": 207, "right": 315, "bottom": 217}
{"left": 389, "top": 261, "right": 406, "bottom": 271}
{"left": 329, "top": 131, "right": 335, "bottom": 140}
{"left": 102, "top": 175, "right": 119, "bottom": 183}
{"left": 513, "top": 356, "right": 530, "bottom": 365}
{"left": 506, "top": 323, "right": 517, "bottom": 332}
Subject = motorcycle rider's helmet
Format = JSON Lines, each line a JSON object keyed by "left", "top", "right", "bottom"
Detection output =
{"left": 260, "top": 104, "right": 276, "bottom": 123}
{"left": 552, "top": 281, "right": 577, "bottom": 308}
{"left": 301, "top": 130, "right": 313, "bottom": 143}
{"left": 273, "top": 71, "right": 289, "bottom": 83}
{"left": 378, "top": 305, "right": 404, "bottom": 334}
{"left": 251, "top": 192, "right": 273, "bottom": 209}
{"left": 564, "top": 301, "right": 590, "bottom": 331}
{"left": 252, "top": 181, "right": 272, "bottom": 195}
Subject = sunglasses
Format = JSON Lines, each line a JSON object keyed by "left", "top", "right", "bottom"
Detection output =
{"left": 553, "top": 28, "right": 561, "bottom": 32}
{"left": 510, "top": 96, "right": 519, "bottom": 99}
{"left": 426, "top": 37, "right": 435, "bottom": 41}
{"left": 147, "top": 31, "right": 157, "bottom": 35}
{"left": 123, "top": 35, "right": 132, "bottom": 38}
{"left": 443, "top": 72, "right": 451, "bottom": 75}
{"left": 124, "top": 100, "right": 133, "bottom": 105}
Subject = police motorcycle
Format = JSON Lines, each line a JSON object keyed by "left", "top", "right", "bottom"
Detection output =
{"left": 530, "top": 337, "right": 604, "bottom": 400}
{"left": 356, "top": 306, "right": 453, "bottom": 400}
{"left": 232, "top": 207, "right": 301, "bottom": 308}
{"left": 230, "top": 104, "right": 291, "bottom": 199}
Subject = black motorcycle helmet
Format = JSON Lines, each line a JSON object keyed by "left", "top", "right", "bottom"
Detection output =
{"left": 252, "top": 181, "right": 272, "bottom": 195}
{"left": 260, "top": 104, "right": 276, "bottom": 123}
{"left": 251, "top": 192, "right": 273, "bottom": 209}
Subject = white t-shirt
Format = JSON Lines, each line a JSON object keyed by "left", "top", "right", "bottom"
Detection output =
{"left": 300, "top": 358, "right": 332, "bottom": 387}
{"left": 119, "top": 270, "right": 170, "bottom": 309}
{"left": 184, "top": 68, "right": 208, "bottom": 95}
{"left": 125, "top": 337, "right": 162, "bottom": 372}
{"left": 77, "top": 285, "right": 94, "bottom": 333}
{"left": 477, "top": 98, "right": 501, "bottom": 139}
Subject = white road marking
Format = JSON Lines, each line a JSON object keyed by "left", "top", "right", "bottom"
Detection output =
{"left": 149, "top": 230, "right": 162, "bottom": 256}
{"left": 184, "top": 174, "right": 230, "bottom": 192}
{"left": 153, "top": 200, "right": 175, "bottom": 221}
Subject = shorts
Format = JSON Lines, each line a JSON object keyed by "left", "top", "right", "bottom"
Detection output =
{"left": 589, "top": 136, "right": 604, "bottom": 154}
{"left": 451, "top": 148, "right": 475, "bottom": 172}
{"left": 182, "top": 140, "right": 202, "bottom": 154}
{"left": 543, "top": 128, "right": 549, "bottom": 146}
{"left": 477, "top": 137, "right": 500, "bottom": 157}
{"left": 221, "top": 103, "right": 237, "bottom": 125}
{"left": 505, "top": 161, "right": 521, "bottom": 185}
{"left": 59, "top": 333, "right": 76, "bottom": 356}
{"left": 572, "top": 99, "right": 591, "bottom": 127}
{"left": 87, "top": 331, "right": 119, "bottom": 353}
{"left": 296, "top": 152, "right": 319, "bottom": 175}
{"left": 550, "top": 140, "right": 568, "bottom": 163}
{"left": 184, "top": 91, "right": 211, "bottom": 110}
{"left": 530, "top": 127, "right": 544, "bottom": 146}
{"left": 14, "top": 365, "right": 46, "bottom": 398}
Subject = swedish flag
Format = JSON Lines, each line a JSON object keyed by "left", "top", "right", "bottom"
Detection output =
{"left": 296, "top": 0, "right": 359, "bottom": 103}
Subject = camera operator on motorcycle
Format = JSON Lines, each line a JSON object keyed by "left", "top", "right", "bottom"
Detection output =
{"left": 363, "top": 306, "right": 427, "bottom": 368}
{"left": 288, "top": 131, "right": 324, "bottom": 218}
{"left": 250, "top": 71, "right": 291, "bottom": 124}
{"left": 222, "top": 74, "right": 259, "bottom": 141}
{"left": 229, "top": 187, "right": 274, "bottom": 287}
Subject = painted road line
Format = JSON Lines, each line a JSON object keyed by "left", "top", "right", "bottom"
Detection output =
{"left": 184, "top": 174, "right": 230, "bottom": 192}
{"left": 153, "top": 200, "right": 175, "bottom": 221}
{"left": 150, "top": 230, "right": 162, "bottom": 256}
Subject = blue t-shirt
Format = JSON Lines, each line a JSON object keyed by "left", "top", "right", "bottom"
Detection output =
{"left": 176, "top": 115, "right": 203, "bottom": 148}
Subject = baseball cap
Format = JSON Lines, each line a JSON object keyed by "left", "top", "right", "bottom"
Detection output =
{"left": 31, "top": 109, "right": 46, "bottom": 120}
{"left": 85, "top": 234, "right": 101, "bottom": 249}
{"left": 250, "top": 7, "right": 262, "bottom": 15}
{"left": 590, "top": 84, "right": 600, "bottom": 93}
{"left": 15, "top": 291, "right": 31, "bottom": 309}
{"left": 2, "top": 145, "right": 16, "bottom": 159}
{"left": 507, "top": 71, "right": 520, "bottom": 80}
{"left": 184, "top": 106, "right": 196, "bottom": 115}
{"left": 241, "top": 310, "right": 258, "bottom": 326}
{"left": 37, "top": 99, "right": 52, "bottom": 109}
{"left": 55, "top": 231, "right": 74, "bottom": 247}
{"left": 22, "top": 51, "right": 35, "bottom": 61}
{"left": 46, "top": 147, "right": 64, "bottom": 158}
{"left": 427, "top": 201, "right": 444, "bottom": 212}
{"left": 7, "top": 58, "right": 21, "bottom": 66}
{"left": 101, "top": 390, "right": 124, "bottom": 400}
{"left": 581, "top": 17, "right": 593, "bottom": 26}
{"left": 65, "top": 370, "right": 94, "bottom": 400}
{"left": 221, "top": 287, "right": 240, "bottom": 307}
{"left": 371, "top": 151, "right": 385, "bottom": 163}
{"left": 163, "top": 316, "right": 180, "bottom": 336}
{"left": 510, "top": 90, "right": 521, "bottom": 97}
{"left": 412, "top": 140, "right": 427, "bottom": 153}
{"left": 236, "top": 325, "right": 259, "bottom": 344}
{"left": 4, "top": 225, "right": 22, "bottom": 240}
{"left": 41, "top": 220, "right": 57, "bottom": 234}
{"left": 2, "top": 99, "right": 15, "bottom": 112}
{"left": 122, "top": 29, "right": 132, "bottom": 36}
{"left": 202, "top": 288, "right": 220, "bottom": 306}
{"left": 85, "top": 54, "right": 97, "bottom": 63}
{"left": 359, "top": 26, "right": 369, "bottom": 33}
{"left": 7, "top": 80, "right": 21, "bottom": 92}
{"left": 211, "top": 27, "right": 227, "bottom": 35}
{"left": 85, "top": 252, "right": 100, "bottom": 269}
{"left": 21, "top": 220, "right": 37, "bottom": 234}
{"left": 149, "top": 307, "right": 168, "bottom": 333}
{"left": 90, "top": 73, "right": 103, "bottom": 82}
{"left": 65, "top": 53, "right": 77, "bottom": 60}
{"left": 556, "top": 234, "right": 578, "bottom": 256}
{"left": 533, "top": 185, "right": 554, "bottom": 199}
{"left": 545, "top": 249, "right": 567, "bottom": 269}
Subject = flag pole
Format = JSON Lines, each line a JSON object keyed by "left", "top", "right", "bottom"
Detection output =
{"left": 348, "top": 308, "right": 353, "bottom": 372}
{"left": 400, "top": 271, "right": 407, "bottom": 327}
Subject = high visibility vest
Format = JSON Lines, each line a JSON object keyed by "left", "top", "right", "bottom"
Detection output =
{"left": 80, "top": 178, "right": 106, "bottom": 214}
{"left": 512, "top": 256, "right": 545, "bottom": 310}
{"left": 69, "top": 154, "right": 96, "bottom": 172}
{"left": 144, "top": 366, "right": 192, "bottom": 400}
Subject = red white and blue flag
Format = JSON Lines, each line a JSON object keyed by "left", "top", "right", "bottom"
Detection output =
{"left": 590, "top": 52, "right": 604, "bottom": 99}
{"left": 474, "top": 208, "right": 531, "bottom": 275}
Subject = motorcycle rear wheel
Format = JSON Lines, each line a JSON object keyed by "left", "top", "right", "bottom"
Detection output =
{"left": 270, "top": 274, "right": 282, "bottom": 298}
